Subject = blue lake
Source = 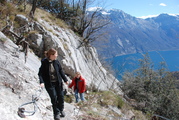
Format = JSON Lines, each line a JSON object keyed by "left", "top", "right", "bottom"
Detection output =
{"left": 107, "top": 50, "right": 179, "bottom": 80}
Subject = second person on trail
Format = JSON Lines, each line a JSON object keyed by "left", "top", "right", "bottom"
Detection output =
{"left": 69, "top": 72, "right": 86, "bottom": 103}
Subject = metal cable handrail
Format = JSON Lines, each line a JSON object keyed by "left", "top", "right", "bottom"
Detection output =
{"left": 17, "top": 88, "right": 43, "bottom": 118}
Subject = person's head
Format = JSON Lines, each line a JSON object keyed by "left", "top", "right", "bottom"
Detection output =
{"left": 75, "top": 72, "right": 81, "bottom": 78}
{"left": 46, "top": 48, "right": 58, "bottom": 60}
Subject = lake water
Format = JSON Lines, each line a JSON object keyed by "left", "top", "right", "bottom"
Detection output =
{"left": 107, "top": 50, "right": 179, "bottom": 80}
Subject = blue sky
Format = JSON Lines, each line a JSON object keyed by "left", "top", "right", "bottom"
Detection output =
{"left": 95, "top": 0, "right": 179, "bottom": 18}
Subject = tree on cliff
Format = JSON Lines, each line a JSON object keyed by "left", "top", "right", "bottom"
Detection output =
{"left": 27, "top": 0, "right": 110, "bottom": 47}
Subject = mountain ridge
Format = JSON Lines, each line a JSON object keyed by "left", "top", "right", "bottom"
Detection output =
{"left": 91, "top": 9, "right": 179, "bottom": 59}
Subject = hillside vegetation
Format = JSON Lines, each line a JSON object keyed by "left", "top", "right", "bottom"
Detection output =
{"left": 122, "top": 54, "right": 179, "bottom": 120}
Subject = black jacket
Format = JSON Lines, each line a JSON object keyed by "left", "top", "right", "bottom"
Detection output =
{"left": 38, "top": 58, "right": 68, "bottom": 88}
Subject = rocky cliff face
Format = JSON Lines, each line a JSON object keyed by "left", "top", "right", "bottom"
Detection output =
{"left": 0, "top": 14, "right": 122, "bottom": 120}
{"left": 11, "top": 14, "right": 121, "bottom": 91}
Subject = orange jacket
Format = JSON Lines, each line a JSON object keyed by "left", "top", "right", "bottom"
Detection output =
{"left": 69, "top": 76, "right": 86, "bottom": 93}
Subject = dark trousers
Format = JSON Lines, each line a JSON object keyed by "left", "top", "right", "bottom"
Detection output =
{"left": 46, "top": 82, "right": 64, "bottom": 115}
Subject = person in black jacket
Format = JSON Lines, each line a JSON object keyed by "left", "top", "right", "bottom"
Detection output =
{"left": 38, "top": 48, "right": 68, "bottom": 120}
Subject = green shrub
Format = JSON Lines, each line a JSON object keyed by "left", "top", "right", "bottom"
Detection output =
{"left": 97, "top": 91, "right": 124, "bottom": 108}
{"left": 0, "top": 37, "right": 7, "bottom": 43}
{"left": 117, "top": 96, "right": 124, "bottom": 108}
{"left": 64, "top": 95, "right": 73, "bottom": 103}
{"left": 122, "top": 53, "right": 179, "bottom": 119}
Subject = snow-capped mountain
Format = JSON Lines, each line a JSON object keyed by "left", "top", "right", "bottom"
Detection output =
{"left": 91, "top": 9, "right": 179, "bottom": 58}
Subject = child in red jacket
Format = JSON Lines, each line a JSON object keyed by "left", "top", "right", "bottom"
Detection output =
{"left": 69, "top": 72, "right": 86, "bottom": 103}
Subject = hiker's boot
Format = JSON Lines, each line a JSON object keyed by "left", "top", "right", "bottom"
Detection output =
{"left": 54, "top": 113, "right": 60, "bottom": 120}
{"left": 60, "top": 111, "right": 65, "bottom": 117}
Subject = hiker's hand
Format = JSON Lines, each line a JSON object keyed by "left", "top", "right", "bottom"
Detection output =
{"left": 40, "top": 83, "right": 44, "bottom": 88}
{"left": 65, "top": 81, "right": 68, "bottom": 85}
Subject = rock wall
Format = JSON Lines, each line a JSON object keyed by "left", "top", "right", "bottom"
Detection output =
{"left": 14, "top": 14, "right": 122, "bottom": 92}
{"left": 0, "top": 32, "right": 82, "bottom": 120}
{"left": 0, "top": 14, "right": 123, "bottom": 120}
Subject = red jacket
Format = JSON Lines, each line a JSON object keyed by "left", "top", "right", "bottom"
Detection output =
{"left": 69, "top": 76, "right": 86, "bottom": 93}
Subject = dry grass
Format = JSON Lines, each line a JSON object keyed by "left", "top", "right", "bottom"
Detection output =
{"left": 0, "top": 2, "right": 16, "bottom": 28}
{"left": 133, "top": 110, "right": 149, "bottom": 120}
{"left": 34, "top": 7, "right": 68, "bottom": 28}
{"left": 0, "top": 2, "right": 68, "bottom": 30}
{"left": 72, "top": 90, "right": 128, "bottom": 120}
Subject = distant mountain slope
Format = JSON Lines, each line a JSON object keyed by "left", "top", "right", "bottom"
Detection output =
{"left": 146, "top": 14, "right": 179, "bottom": 39}
{"left": 92, "top": 9, "right": 179, "bottom": 58}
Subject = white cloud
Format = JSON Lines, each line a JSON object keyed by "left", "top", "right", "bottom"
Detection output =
{"left": 159, "top": 3, "right": 167, "bottom": 6}
{"left": 138, "top": 13, "right": 179, "bottom": 19}
{"left": 168, "top": 13, "right": 179, "bottom": 16}
{"left": 138, "top": 14, "right": 159, "bottom": 19}
{"left": 87, "top": 7, "right": 102, "bottom": 11}
{"left": 101, "top": 11, "right": 110, "bottom": 15}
